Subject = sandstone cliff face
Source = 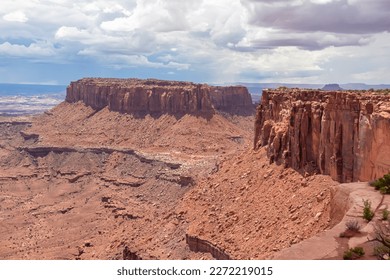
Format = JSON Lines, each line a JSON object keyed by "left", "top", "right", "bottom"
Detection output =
{"left": 254, "top": 89, "right": 390, "bottom": 182}
{"left": 66, "top": 78, "right": 253, "bottom": 115}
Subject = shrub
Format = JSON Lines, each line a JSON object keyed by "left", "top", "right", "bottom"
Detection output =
{"left": 343, "top": 247, "right": 365, "bottom": 260}
{"left": 380, "top": 186, "right": 390, "bottom": 194}
{"left": 343, "top": 250, "right": 353, "bottom": 260}
{"left": 370, "top": 173, "right": 390, "bottom": 194}
{"left": 345, "top": 220, "right": 361, "bottom": 232}
{"left": 370, "top": 223, "right": 390, "bottom": 259}
{"left": 351, "top": 247, "right": 365, "bottom": 256}
{"left": 383, "top": 209, "right": 389, "bottom": 221}
{"left": 362, "top": 199, "right": 374, "bottom": 221}
{"left": 374, "top": 245, "right": 390, "bottom": 260}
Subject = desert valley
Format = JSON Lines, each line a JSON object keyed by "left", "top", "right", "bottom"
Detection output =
{"left": 0, "top": 78, "right": 389, "bottom": 260}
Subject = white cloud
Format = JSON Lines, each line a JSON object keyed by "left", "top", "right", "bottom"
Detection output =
{"left": 310, "top": 0, "right": 337, "bottom": 4}
{"left": 0, "top": 41, "right": 55, "bottom": 57}
{"left": 78, "top": 48, "right": 190, "bottom": 71}
{"left": 351, "top": 68, "right": 389, "bottom": 84}
{"left": 3, "top": 11, "right": 28, "bottom": 22}
{"left": 0, "top": 0, "right": 389, "bottom": 84}
{"left": 55, "top": 26, "right": 88, "bottom": 40}
{"left": 100, "top": 0, "right": 195, "bottom": 33}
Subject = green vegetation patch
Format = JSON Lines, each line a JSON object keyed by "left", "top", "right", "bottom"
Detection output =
{"left": 370, "top": 172, "right": 390, "bottom": 194}
{"left": 343, "top": 247, "right": 365, "bottom": 260}
{"left": 362, "top": 199, "right": 374, "bottom": 221}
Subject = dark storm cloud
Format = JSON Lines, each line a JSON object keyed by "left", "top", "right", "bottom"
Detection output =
{"left": 242, "top": 0, "right": 390, "bottom": 34}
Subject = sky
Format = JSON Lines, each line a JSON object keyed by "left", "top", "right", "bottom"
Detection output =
{"left": 0, "top": 0, "right": 389, "bottom": 85}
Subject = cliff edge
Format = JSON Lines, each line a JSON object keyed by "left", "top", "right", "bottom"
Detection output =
{"left": 254, "top": 88, "right": 390, "bottom": 182}
{"left": 66, "top": 78, "right": 253, "bottom": 116}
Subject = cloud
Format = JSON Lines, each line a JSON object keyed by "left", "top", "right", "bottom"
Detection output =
{"left": 3, "top": 11, "right": 28, "bottom": 22}
{"left": 0, "top": 41, "right": 55, "bottom": 57}
{"left": 100, "top": 0, "right": 200, "bottom": 33}
{"left": 245, "top": 32, "right": 371, "bottom": 51}
{"left": 0, "top": 0, "right": 389, "bottom": 84}
{"left": 242, "top": 0, "right": 390, "bottom": 34}
{"left": 55, "top": 25, "right": 158, "bottom": 55}
{"left": 78, "top": 48, "right": 190, "bottom": 71}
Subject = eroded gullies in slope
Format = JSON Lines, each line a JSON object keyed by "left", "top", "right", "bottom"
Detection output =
{"left": 180, "top": 148, "right": 338, "bottom": 259}
{"left": 0, "top": 79, "right": 255, "bottom": 259}
{"left": 0, "top": 123, "right": 199, "bottom": 259}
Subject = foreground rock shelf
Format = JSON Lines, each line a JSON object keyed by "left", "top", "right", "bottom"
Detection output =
{"left": 273, "top": 182, "right": 389, "bottom": 260}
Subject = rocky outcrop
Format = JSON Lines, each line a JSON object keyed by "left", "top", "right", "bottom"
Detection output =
{"left": 66, "top": 78, "right": 253, "bottom": 116}
{"left": 185, "top": 234, "right": 230, "bottom": 260}
{"left": 18, "top": 145, "right": 182, "bottom": 171}
{"left": 254, "top": 88, "right": 390, "bottom": 182}
{"left": 122, "top": 246, "right": 142, "bottom": 260}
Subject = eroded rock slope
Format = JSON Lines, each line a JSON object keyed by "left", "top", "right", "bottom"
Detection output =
{"left": 0, "top": 79, "right": 255, "bottom": 260}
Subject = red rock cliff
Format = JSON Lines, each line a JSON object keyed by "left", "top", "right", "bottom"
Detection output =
{"left": 254, "top": 88, "right": 390, "bottom": 182}
{"left": 66, "top": 78, "right": 253, "bottom": 115}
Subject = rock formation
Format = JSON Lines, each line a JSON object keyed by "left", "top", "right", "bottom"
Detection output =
{"left": 321, "top": 84, "right": 343, "bottom": 91}
{"left": 254, "top": 88, "right": 390, "bottom": 182}
{"left": 185, "top": 234, "right": 230, "bottom": 260}
{"left": 0, "top": 78, "right": 256, "bottom": 260}
{"left": 66, "top": 78, "right": 253, "bottom": 116}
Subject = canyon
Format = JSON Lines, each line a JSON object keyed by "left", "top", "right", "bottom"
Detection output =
{"left": 0, "top": 79, "right": 389, "bottom": 260}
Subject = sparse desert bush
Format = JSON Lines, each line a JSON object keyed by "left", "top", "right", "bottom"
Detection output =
{"left": 343, "top": 247, "right": 365, "bottom": 260}
{"left": 374, "top": 245, "right": 390, "bottom": 260}
{"left": 362, "top": 199, "right": 374, "bottom": 221}
{"left": 343, "top": 250, "right": 353, "bottom": 260}
{"left": 383, "top": 209, "right": 389, "bottom": 221}
{"left": 340, "top": 220, "right": 361, "bottom": 237}
{"left": 371, "top": 222, "right": 390, "bottom": 259}
{"left": 352, "top": 246, "right": 365, "bottom": 256}
{"left": 370, "top": 173, "right": 390, "bottom": 194}
{"left": 380, "top": 186, "right": 390, "bottom": 194}
{"left": 345, "top": 220, "right": 361, "bottom": 232}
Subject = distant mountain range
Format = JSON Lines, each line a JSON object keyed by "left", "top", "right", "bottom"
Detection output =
{"left": 231, "top": 82, "right": 390, "bottom": 93}
{"left": 226, "top": 82, "right": 390, "bottom": 103}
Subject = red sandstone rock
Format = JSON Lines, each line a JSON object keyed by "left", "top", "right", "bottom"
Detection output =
{"left": 3, "top": 80, "right": 388, "bottom": 261}
{"left": 254, "top": 88, "right": 390, "bottom": 182}
{"left": 66, "top": 78, "right": 253, "bottom": 115}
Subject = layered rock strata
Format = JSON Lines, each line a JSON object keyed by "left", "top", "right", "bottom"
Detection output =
{"left": 66, "top": 78, "right": 253, "bottom": 115}
{"left": 185, "top": 234, "right": 230, "bottom": 260}
{"left": 254, "top": 88, "right": 390, "bottom": 182}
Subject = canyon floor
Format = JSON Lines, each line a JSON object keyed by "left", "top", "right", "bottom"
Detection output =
{"left": 0, "top": 102, "right": 387, "bottom": 259}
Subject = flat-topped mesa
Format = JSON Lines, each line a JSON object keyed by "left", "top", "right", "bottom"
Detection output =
{"left": 65, "top": 78, "right": 253, "bottom": 116}
{"left": 254, "top": 88, "right": 390, "bottom": 183}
